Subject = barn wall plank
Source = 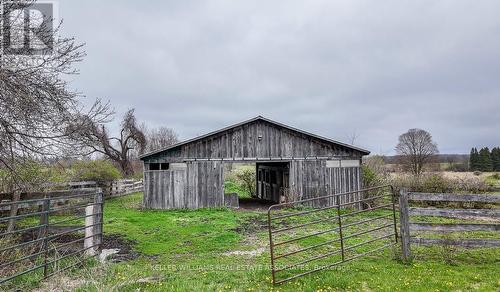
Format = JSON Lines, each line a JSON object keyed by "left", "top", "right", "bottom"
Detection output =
{"left": 144, "top": 120, "right": 364, "bottom": 163}
{"left": 143, "top": 119, "right": 366, "bottom": 210}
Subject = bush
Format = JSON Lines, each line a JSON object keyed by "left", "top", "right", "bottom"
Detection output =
{"left": 390, "top": 173, "right": 490, "bottom": 194}
{"left": 361, "top": 156, "right": 388, "bottom": 208}
{"left": 0, "top": 160, "right": 70, "bottom": 192}
{"left": 485, "top": 173, "right": 500, "bottom": 188}
{"left": 390, "top": 173, "right": 491, "bottom": 208}
{"left": 234, "top": 168, "right": 256, "bottom": 198}
{"left": 224, "top": 165, "right": 256, "bottom": 198}
{"left": 421, "top": 174, "right": 450, "bottom": 193}
{"left": 72, "top": 160, "right": 121, "bottom": 183}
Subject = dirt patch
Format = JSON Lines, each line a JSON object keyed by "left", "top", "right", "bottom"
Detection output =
{"left": 33, "top": 274, "right": 87, "bottom": 292}
{"left": 15, "top": 231, "right": 140, "bottom": 262}
{"left": 222, "top": 247, "right": 266, "bottom": 257}
{"left": 233, "top": 216, "right": 268, "bottom": 234}
{"left": 101, "top": 234, "right": 139, "bottom": 262}
{"left": 238, "top": 198, "right": 274, "bottom": 211}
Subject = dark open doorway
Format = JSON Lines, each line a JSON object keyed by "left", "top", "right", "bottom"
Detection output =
{"left": 256, "top": 162, "right": 290, "bottom": 203}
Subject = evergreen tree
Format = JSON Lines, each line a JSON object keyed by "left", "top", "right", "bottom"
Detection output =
{"left": 478, "top": 147, "right": 493, "bottom": 171}
{"left": 469, "top": 147, "right": 480, "bottom": 171}
{"left": 491, "top": 147, "right": 500, "bottom": 171}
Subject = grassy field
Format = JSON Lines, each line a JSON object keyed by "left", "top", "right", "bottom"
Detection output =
{"left": 12, "top": 192, "right": 489, "bottom": 291}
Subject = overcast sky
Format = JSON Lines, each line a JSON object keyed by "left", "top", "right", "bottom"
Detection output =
{"left": 59, "top": 0, "right": 500, "bottom": 155}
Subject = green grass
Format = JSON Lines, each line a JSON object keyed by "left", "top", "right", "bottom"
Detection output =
{"left": 68, "top": 193, "right": 500, "bottom": 291}
{"left": 485, "top": 173, "right": 500, "bottom": 188}
{"left": 5, "top": 192, "right": 499, "bottom": 291}
{"left": 224, "top": 181, "right": 252, "bottom": 199}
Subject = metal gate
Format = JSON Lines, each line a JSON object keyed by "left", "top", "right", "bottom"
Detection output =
{"left": 267, "top": 185, "right": 398, "bottom": 285}
{"left": 0, "top": 189, "right": 103, "bottom": 287}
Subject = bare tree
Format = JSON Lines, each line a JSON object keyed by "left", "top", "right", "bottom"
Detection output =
{"left": 0, "top": 1, "right": 111, "bottom": 167}
{"left": 0, "top": 1, "right": 111, "bottom": 230}
{"left": 395, "top": 129, "right": 438, "bottom": 175}
{"left": 346, "top": 129, "right": 360, "bottom": 145}
{"left": 143, "top": 126, "right": 179, "bottom": 153}
{"left": 72, "top": 109, "right": 146, "bottom": 176}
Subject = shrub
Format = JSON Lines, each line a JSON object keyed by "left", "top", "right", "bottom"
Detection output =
{"left": 390, "top": 172, "right": 491, "bottom": 208}
{"left": 421, "top": 174, "right": 450, "bottom": 193}
{"left": 72, "top": 160, "right": 121, "bottom": 183}
{"left": 0, "top": 160, "right": 65, "bottom": 192}
{"left": 485, "top": 173, "right": 500, "bottom": 189}
{"left": 224, "top": 165, "right": 256, "bottom": 198}
{"left": 390, "top": 173, "right": 490, "bottom": 194}
{"left": 234, "top": 168, "right": 256, "bottom": 198}
{"left": 361, "top": 156, "right": 388, "bottom": 208}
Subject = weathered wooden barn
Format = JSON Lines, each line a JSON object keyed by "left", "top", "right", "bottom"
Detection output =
{"left": 140, "top": 116, "right": 370, "bottom": 209}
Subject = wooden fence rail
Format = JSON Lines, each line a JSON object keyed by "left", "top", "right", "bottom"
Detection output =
{"left": 0, "top": 180, "right": 143, "bottom": 214}
{"left": 399, "top": 190, "right": 500, "bottom": 261}
{"left": 107, "top": 180, "right": 143, "bottom": 197}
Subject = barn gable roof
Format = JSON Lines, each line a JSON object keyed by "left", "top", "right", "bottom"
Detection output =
{"left": 139, "top": 116, "right": 370, "bottom": 159}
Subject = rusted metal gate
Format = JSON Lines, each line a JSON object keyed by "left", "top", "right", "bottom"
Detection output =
{"left": 267, "top": 185, "right": 398, "bottom": 285}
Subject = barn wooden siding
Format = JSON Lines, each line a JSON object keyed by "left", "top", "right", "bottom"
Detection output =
{"left": 289, "top": 160, "right": 361, "bottom": 207}
{"left": 144, "top": 161, "right": 362, "bottom": 209}
{"left": 141, "top": 118, "right": 367, "bottom": 209}
{"left": 143, "top": 161, "right": 224, "bottom": 209}
{"left": 144, "top": 120, "right": 362, "bottom": 163}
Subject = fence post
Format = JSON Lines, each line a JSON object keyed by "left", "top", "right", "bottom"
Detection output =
{"left": 6, "top": 190, "right": 21, "bottom": 232}
{"left": 399, "top": 189, "right": 411, "bottom": 262}
{"left": 336, "top": 203, "right": 345, "bottom": 261}
{"left": 40, "top": 197, "right": 50, "bottom": 277}
{"left": 85, "top": 189, "right": 103, "bottom": 256}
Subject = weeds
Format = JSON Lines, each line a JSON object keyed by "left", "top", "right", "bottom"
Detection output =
{"left": 440, "top": 234, "right": 459, "bottom": 266}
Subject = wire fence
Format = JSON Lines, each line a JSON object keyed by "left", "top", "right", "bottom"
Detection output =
{"left": 0, "top": 188, "right": 103, "bottom": 287}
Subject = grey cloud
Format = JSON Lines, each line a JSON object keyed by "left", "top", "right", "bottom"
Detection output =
{"left": 60, "top": 0, "right": 500, "bottom": 154}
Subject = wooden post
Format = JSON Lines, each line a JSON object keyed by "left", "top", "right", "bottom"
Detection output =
{"left": 84, "top": 189, "right": 103, "bottom": 256}
{"left": 6, "top": 190, "right": 21, "bottom": 232}
{"left": 38, "top": 197, "right": 49, "bottom": 238}
{"left": 399, "top": 189, "right": 411, "bottom": 262}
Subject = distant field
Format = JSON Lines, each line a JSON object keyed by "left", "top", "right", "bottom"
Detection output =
{"left": 439, "top": 171, "right": 500, "bottom": 190}
{"left": 389, "top": 171, "right": 500, "bottom": 190}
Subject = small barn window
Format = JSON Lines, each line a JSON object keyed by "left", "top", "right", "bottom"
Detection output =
{"left": 148, "top": 163, "right": 170, "bottom": 170}
{"left": 149, "top": 163, "right": 160, "bottom": 170}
